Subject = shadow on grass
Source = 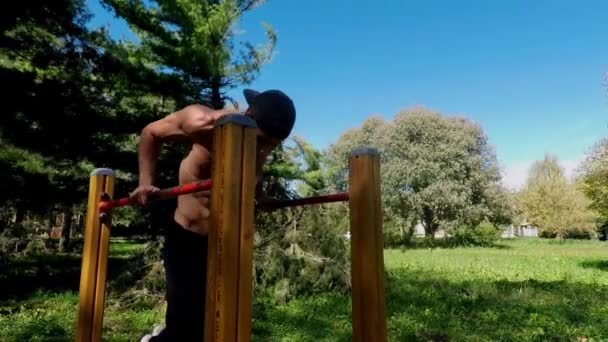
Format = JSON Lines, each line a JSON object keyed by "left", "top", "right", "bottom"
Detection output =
{"left": 0, "top": 251, "right": 138, "bottom": 304}
{"left": 579, "top": 259, "right": 608, "bottom": 271}
{"left": 252, "top": 294, "right": 352, "bottom": 342}
{"left": 9, "top": 316, "right": 71, "bottom": 342}
{"left": 385, "top": 270, "right": 608, "bottom": 341}
{"left": 251, "top": 269, "right": 608, "bottom": 341}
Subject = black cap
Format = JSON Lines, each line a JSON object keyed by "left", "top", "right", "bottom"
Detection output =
{"left": 244, "top": 88, "right": 296, "bottom": 140}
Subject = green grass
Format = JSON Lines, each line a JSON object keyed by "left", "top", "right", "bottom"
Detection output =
{"left": 252, "top": 238, "right": 608, "bottom": 341}
{"left": 1, "top": 238, "right": 607, "bottom": 341}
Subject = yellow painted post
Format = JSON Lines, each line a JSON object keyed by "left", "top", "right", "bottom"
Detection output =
{"left": 91, "top": 174, "right": 114, "bottom": 341}
{"left": 348, "top": 148, "right": 387, "bottom": 342}
{"left": 205, "top": 114, "right": 257, "bottom": 342}
{"left": 237, "top": 118, "right": 257, "bottom": 342}
{"left": 76, "top": 168, "right": 115, "bottom": 342}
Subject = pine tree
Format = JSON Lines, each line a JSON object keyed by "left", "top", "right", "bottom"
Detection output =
{"left": 0, "top": 0, "right": 159, "bottom": 248}
{"left": 99, "top": 0, "right": 276, "bottom": 108}
{"left": 254, "top": 138, "right": 351, "bottom": 302}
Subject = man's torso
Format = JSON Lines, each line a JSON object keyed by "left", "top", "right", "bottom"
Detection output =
{"left": 174, "top": 138, "right": 214, "bottom": 235}
{"left": 171, "top": 108, "right": 267, "bottom": 236}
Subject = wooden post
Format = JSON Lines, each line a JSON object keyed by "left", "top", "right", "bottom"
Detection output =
{"left": 348, "top": 148, "right": 387, "bottom": 342}
{"left": 76, "top": 168, "right": 115, "bottom": 342}
{"left": 205, "top": 114, "right": 257, "bottom": 342}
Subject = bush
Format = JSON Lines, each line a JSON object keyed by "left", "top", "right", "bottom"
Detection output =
{"left": 108, "top": 239, "right": 165, "bottom": 309}
{"left": 22, "top": 237, "right": 49, "bottom": 257}
{"left": 0, "top": 224, "right": 27, "bottom": 265}
{"left": 253, "top": 205, "right": 351, "bottom": 303}
{"left": 446, "top": 220, "right": 501, "bottom": 247}
{"left": 11, "top": 316, "right": 70, "bottom": 342}
{"left": 383, "top": 222, "right": 405, "bottom": 248}
{"left": 539, "top": 226, "right": 598, "bottom": 240}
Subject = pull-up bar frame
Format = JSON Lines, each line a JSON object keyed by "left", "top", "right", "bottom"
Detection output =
{"left": 76, "top": 114, "right": 387, "bottom": 342}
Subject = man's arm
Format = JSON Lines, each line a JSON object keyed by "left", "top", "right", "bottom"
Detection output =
{"left": 136, "top": 104, "right": 216, "bottom": 186}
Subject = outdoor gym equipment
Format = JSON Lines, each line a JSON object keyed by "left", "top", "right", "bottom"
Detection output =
{"left": 76, "top": 114, "right": 387, "bottom": 342}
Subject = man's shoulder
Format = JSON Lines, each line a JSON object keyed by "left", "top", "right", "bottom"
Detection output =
{"left": 180, "top": 104, "right": 239, "bottom": 121}
{"left": 180, "top": 103, "right": 214, "bottom": 116}
{"left": 211, "top": 106, "right": 246, "bottom": 123}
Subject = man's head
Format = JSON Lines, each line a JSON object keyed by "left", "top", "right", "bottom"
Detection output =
{"left": 243, "top": 88, "right": 296, "bottom": 145}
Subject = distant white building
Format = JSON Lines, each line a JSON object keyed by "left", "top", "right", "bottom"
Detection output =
{"left": 414, "top": 222, "right": 425, "bottom": 236}
{"left": 502, "top": 220, "right": 539, "bottom": 238}
{"left": 413, "top": 222, "right": 445, "bottom": 238}
{"left": 412, "top": 220, "right": 538, "bottom": 239}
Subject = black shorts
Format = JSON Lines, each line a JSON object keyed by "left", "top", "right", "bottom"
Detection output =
{"left": 152, "top": 220, "right": 208, "bottom": 341}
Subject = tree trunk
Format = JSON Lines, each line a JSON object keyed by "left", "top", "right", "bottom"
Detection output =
{"left": 59, "top": 206, "right": 73, "bottom": 252}
{"left": 422, "top": 208, "right": 436, "bottom": 239}
{"left": 14, "top": 204, "right": 25, "bottom": 225}
{"left": 210, "top": 78, "right": 223, "bottom": 109}
{"left": 47, "top": 208, "right": 54, "bottom": 236}
{"left": 399, "top": 224, "right": 406, "bottom": 241}
{"left": 159, "top": 95, "right": 165, "bottom": 113}
{"left": 401, "top": 221, "right": 416, "bottom": 244}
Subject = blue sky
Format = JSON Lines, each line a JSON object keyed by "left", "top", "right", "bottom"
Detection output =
{"left": 87, "top": 0, "right": 608, "bottom": 189}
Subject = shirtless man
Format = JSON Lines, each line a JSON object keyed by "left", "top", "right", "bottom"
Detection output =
{"left": 131, "top": 89, "right": 296, "bottom": 342}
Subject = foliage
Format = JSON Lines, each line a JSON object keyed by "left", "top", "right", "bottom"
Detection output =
{"left": 519, "top": 154, "right": 598, "bottom": 239}
{"left": 254, "top": 139, "right": 351, "bottom": 302}
{"left": 107, "top": 239, "right": 166, "bottom": 310}
{"left": 0, "top": 0, "right": 161, "bottom": 248}
{"left": 445, "top": 220, "right": 502, "bottom": 247}
{"left": 1, "top": 1, "right": 89, "bottom": 212}
{"left": 0, "top": 223, "right": 57, "bottom": 266}
{"left": 325, "top": 116, "right": 388, "bottom": 193}
{"left": 100, "top": 0, "right": 276, "bottom": 108}
{"left": 326, "top": 108, "right": 515, "bottom": 244}
{"left": 0, "top": 0, "right": 277, "bottom": 242}
{"left": 578, "top": 137, "right": 608, "bottom": 228}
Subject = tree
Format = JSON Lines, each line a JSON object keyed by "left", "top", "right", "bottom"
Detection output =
{"left": 0, "top": 0, "right": 105, "bottom": 245}
{"left": 0, "top": 0, "right": 160, "bottom": 249}
{"left": 578, "top": 138, "right": 608, "bottom": 237}
{"left": 519, "top": 154, "right": 597, "bottom": 239}
{"left": 254, "top": 138, "right": 351, "bottom": 302}
{"left": 387, "top": 109, "right": 513, "bottom": 238}
{"left": 326, "top": 108, "right": 513, "bottom": 243}
{"left": 324, "top": 115, "right": 388, "bottom": 193}
{"left": 99, "top": 0, "right": 276, "bottom": 109}
{"left": 93, "top": 0, "right": 280, "bottom": 237}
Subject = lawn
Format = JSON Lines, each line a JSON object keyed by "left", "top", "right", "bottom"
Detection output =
{"left": 1, "top": 238, "right": 607, "bottom": 341}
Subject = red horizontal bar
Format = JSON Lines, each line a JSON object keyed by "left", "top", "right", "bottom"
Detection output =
{"left": 99, "top": 180, "right": 213, "bottom": 211}
{"left": 257, "top": 192, "right": 349, "bottom": 209}
{"left": 99, "top": 179, "right": 348, "bottom": 213}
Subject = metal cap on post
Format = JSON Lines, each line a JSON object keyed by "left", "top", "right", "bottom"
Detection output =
{"left": 206, "top": 113, "right": 258, "bottom": 342}
{"left": 350, "top": 147, "right": 380, "bottom": 157}
{"left": 348, "top": 146, "right": 387, "bottom": 342}
{"left": 214, "top": 113, "right": 258, "bottom": 129}
{"left": 90, "top": 168, "right": 115, "bottom": 177}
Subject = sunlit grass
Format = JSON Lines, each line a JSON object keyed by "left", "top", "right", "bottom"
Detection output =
{"left": 1, "top": 238, "right": 607, "bottom": 341}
